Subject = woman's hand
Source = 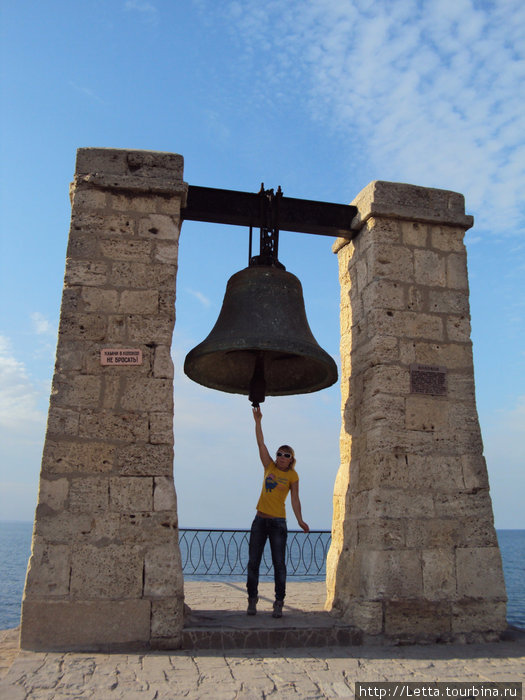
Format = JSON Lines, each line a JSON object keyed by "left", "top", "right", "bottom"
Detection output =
{"left": 252, "top": 406, "right": 262, "bottom": 422}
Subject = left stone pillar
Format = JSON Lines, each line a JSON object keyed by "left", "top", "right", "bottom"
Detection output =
{"left": 20, "top": 148, "right": 187, "bottom": 651}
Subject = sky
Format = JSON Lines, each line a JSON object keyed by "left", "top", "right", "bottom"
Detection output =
{"left": 0, "top": 0, "right": 523, "bottom": 530}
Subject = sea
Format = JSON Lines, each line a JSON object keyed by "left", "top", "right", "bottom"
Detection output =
{"left": 0, "top": 522, "right": 523, "bottom": 631}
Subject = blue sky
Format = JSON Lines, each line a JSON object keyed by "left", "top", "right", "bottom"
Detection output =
{"left": 0, "top": 0, "right": 523, "bottom": 529}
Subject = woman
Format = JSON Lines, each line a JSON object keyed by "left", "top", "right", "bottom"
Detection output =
{"left": 247, "top": 406, "right": 309, "bottom": 618}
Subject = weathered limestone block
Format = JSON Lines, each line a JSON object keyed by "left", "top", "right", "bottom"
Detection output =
{"left": 358, "top": 549, "right": 423, "bottom": 599}
{"left": 20, "top": 600, "right": 151, "bottom": 651}
{"left": 116, "top": 443, "right": 173, "bottom": 476}
{"left": 362, "top": 279, "right": 405, "bottom": 310}
{"left": 401, "top": 220, "right": 428, "bottom": 247}
{"left": 111, "top": 261, "right": 176, "bottom": 289}
{"left": 22, "top": 148, "right": 187, "bottom": 651}
{"left": 69, "top": 476, "right": 109, "bottom": 512}
{"left": 120, "top": 377, "right": 173, "bottom": 411}
{"left": 99, "top": 237, "right": 152, "bottom": 261}
{"left": 127, "top": 315, "right": 175, "bottom": 344}
{"left": 109, "top": 476, "right": 153, "bottom": 512}
{"left": 155, "top": 241, "right": 179, "bottom": 263}
{"left": 118, "top": 289, "right": 159, "bottom": 314}
{"left": 413, "top": 341, "right": 474, "bottom": 369}
{"left": 405, "top": 395, "right": 449, "bottom": 432}
{"left": 144, "top": 544, "right": 183, "bottom": 597}
{"left": 366, "top": 242, "right": 414, "bottom": 281}
{"left": 456, "top": 547, "right": 506, "bottom": 598}
{"left": 327, "top": 181, "right": 506, "bottom": 643}
{"left": 462, "top": 453, "right": 490, "bottom": 490}
{"left": 153, "top": 345, "right": 174, "bottom": 378}
{"left": 24, "top": 539, "right": 71, "bottom": 597}
{"left": 154, "top": 476, "right": 178, "bottom": 510}
{"left": 447, "top": 253, "right": 469, "bottom": 288}
{"left": 357, "top": 518, "right": 405, "bottom": 549}
{"left": 58, "top": 312, "right": 108, "bottom": 341}
{"left": 138, "top": 213, "right": 181, "bottom": 239}
{"left": 149, "top": 412, "right": 175, "bottom": 445}
{"left": 114, "top": 512, "right": 179, "bottom": 544}
{"left": 414, "top": 249, "right": 446, "bottom": 286}
{"left": 422, "top": 549, "right": 456, "bottom": 599}
{"left": 446, "top": 315, "right": 471, "bottom": 342}
{"left": 428, "top": 288, "right": 469, "bottom": 314}
{"left": 33, "top": 511, "right": 95, "bottom": 544}
{"left": 51, "top": 374, "right": 102, "bottom": 409}
{"left": 81, "top": 287, "right": 119, "bottom": 313}
{"left": 38, "top": 478, "right": 69, "bottom": 511}
{"left": 431, "top": 225, "right": 467, "bottom": 252}
{"left": 70, "top": 211, "right": 135, "bottom": 236}
{"left": 106, "top": 314, "right": 127, "bottom": 342}
{"left": 70, "top": 544, "right": 144, "bottom": 598}
{"left": 384, "top": 600, "right": 452, "bottom": 641}
{"left": 78, "top": 410, "right": 149, "bottom": 442}
{"left": 452, "top": 600, "right": 507, "bottom": 638}
{"left": 46, "top": 406, "right": 80, "bottom": 437}
{"left": 151, "top": 598, "right": 185, "bottom": 640}
{"left": 42, "top": 439, "right": 116, "bottom": 474}
{"left": 367, "top": 309, "right": 444, "bottom": 341}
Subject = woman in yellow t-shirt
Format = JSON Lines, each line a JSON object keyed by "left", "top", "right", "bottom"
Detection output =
{"left": 247, "top": 406, "right": 309, "bottom": 618}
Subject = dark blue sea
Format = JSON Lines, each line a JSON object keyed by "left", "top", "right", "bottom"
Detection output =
{"left": 0, "top": 522, "right": 523, "bottom": 631}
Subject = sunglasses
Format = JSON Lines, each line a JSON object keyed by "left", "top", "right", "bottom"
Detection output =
{"left": 276, "top": 451, "right": 292, "bottom": 459}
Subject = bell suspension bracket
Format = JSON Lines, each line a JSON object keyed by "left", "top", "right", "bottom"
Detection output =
{"left": 249, "top": 184, "right": 285, "bottom": 269}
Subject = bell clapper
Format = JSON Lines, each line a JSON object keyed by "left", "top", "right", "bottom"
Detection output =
{"left": 249, "top": 352, "right": 266, "bottom": 408}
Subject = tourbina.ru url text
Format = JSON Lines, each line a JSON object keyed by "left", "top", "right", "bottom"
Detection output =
{"left": 355, "top": 683, "right": 522, "bottom": 699}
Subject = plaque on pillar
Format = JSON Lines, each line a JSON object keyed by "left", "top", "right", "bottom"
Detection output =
{"left": 410, "top": 364, "right": 447, "bottom": 396}
{"left": 100, "top": 348, "right": 143, "bottom": 366}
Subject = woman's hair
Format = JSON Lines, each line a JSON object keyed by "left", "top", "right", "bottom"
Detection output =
{"left": 277, "top": 444, "right": 296, "bottom": 469}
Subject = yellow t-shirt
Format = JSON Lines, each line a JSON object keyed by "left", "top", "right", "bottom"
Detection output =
{"left": 256, "top": 460, "right": 299, "bottom": 518}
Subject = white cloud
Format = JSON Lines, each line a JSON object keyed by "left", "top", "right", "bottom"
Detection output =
{"left": 125, "top": 0, "right": 159, "bottom": 24}
{"left": 68, "top": 81, "right": 105, "bottom": 104}
{"left": 0, "top": 335, "right": 47, "bottom": 520}
{"left": 209, "top": 0, "right": 525, "bottom": 234}
{"left": 0, "top": 335, "right": 46, "bottom": 431}
{"left": 186, "top": 288, "right": 211, "bottom": 307}
{"left": 30, "top": 312, "right": 53, "bottom": 336}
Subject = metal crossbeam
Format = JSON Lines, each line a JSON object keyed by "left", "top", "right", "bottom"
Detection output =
{"left": 182, "top": 185, "right": 357, "bottom": 239}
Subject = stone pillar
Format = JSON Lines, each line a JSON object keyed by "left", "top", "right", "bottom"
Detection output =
{"left": 21, "top": 148, "right": 187, "bottom": 651}
{"left": 326, "top": 181, "right": 507, "bottom": 643}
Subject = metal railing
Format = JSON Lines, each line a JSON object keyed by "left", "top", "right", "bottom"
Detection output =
{"left": 179, "top": 529, "right": 331, "bottom": 578}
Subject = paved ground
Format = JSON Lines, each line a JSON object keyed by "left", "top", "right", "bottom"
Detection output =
{"left": 1, "top": 581, "right": 524, "bottom": 699}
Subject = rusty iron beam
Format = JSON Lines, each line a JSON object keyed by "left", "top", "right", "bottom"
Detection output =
{"left": 182, "top": 185, "right": 357, "bottom": 239}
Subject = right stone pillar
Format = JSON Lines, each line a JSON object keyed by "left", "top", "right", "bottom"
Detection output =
{"left": 326, "top": 181, "right": 507, "bottom": 643}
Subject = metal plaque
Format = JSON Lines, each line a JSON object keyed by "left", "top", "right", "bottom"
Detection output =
{"left": 410, "top": 364, "right": 447, "bottom": 396}
{"left": 101, "top": 348, "right": 143, "bottom": 366}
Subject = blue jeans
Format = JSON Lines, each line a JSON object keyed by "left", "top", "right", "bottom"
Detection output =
{"left": 247, "top": 515, "right": 287, "bottom": 602}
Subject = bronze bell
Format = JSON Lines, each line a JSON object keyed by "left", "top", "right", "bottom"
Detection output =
{"left": 183, "top": 264, "right": 338, "bottom": 405}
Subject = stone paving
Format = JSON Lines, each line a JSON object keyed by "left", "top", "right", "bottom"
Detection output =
{"left": 1, "top": 582, "right": 524, "bottom": 699}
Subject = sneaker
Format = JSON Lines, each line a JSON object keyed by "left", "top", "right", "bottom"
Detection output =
{"left": 247, "top": 597, "right": 258, "bottom": 616}
{"left": 272, "top": 600, "right": 283, "bottom": 618}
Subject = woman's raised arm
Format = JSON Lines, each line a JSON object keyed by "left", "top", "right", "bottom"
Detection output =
{"left": 252, "top": 406, "right": 272, "bottom": 468}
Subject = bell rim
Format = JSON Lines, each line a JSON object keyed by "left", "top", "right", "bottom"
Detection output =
{"left": 184, "top": 345, "right": 338, "bottom": 397}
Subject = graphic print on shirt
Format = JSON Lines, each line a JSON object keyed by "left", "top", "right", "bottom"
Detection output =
{"left": 265, "top": 473, "right": 278, "bottom": 492}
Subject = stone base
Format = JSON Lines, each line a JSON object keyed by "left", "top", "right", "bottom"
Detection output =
{"left": 340, "top": 597, "right": 508, "bottom": 645}
{"left": 181, "top": 609, "right": 362, "bottom": 650}
{"left": 20, "top": 600, "right": 152, "bottom": 651}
